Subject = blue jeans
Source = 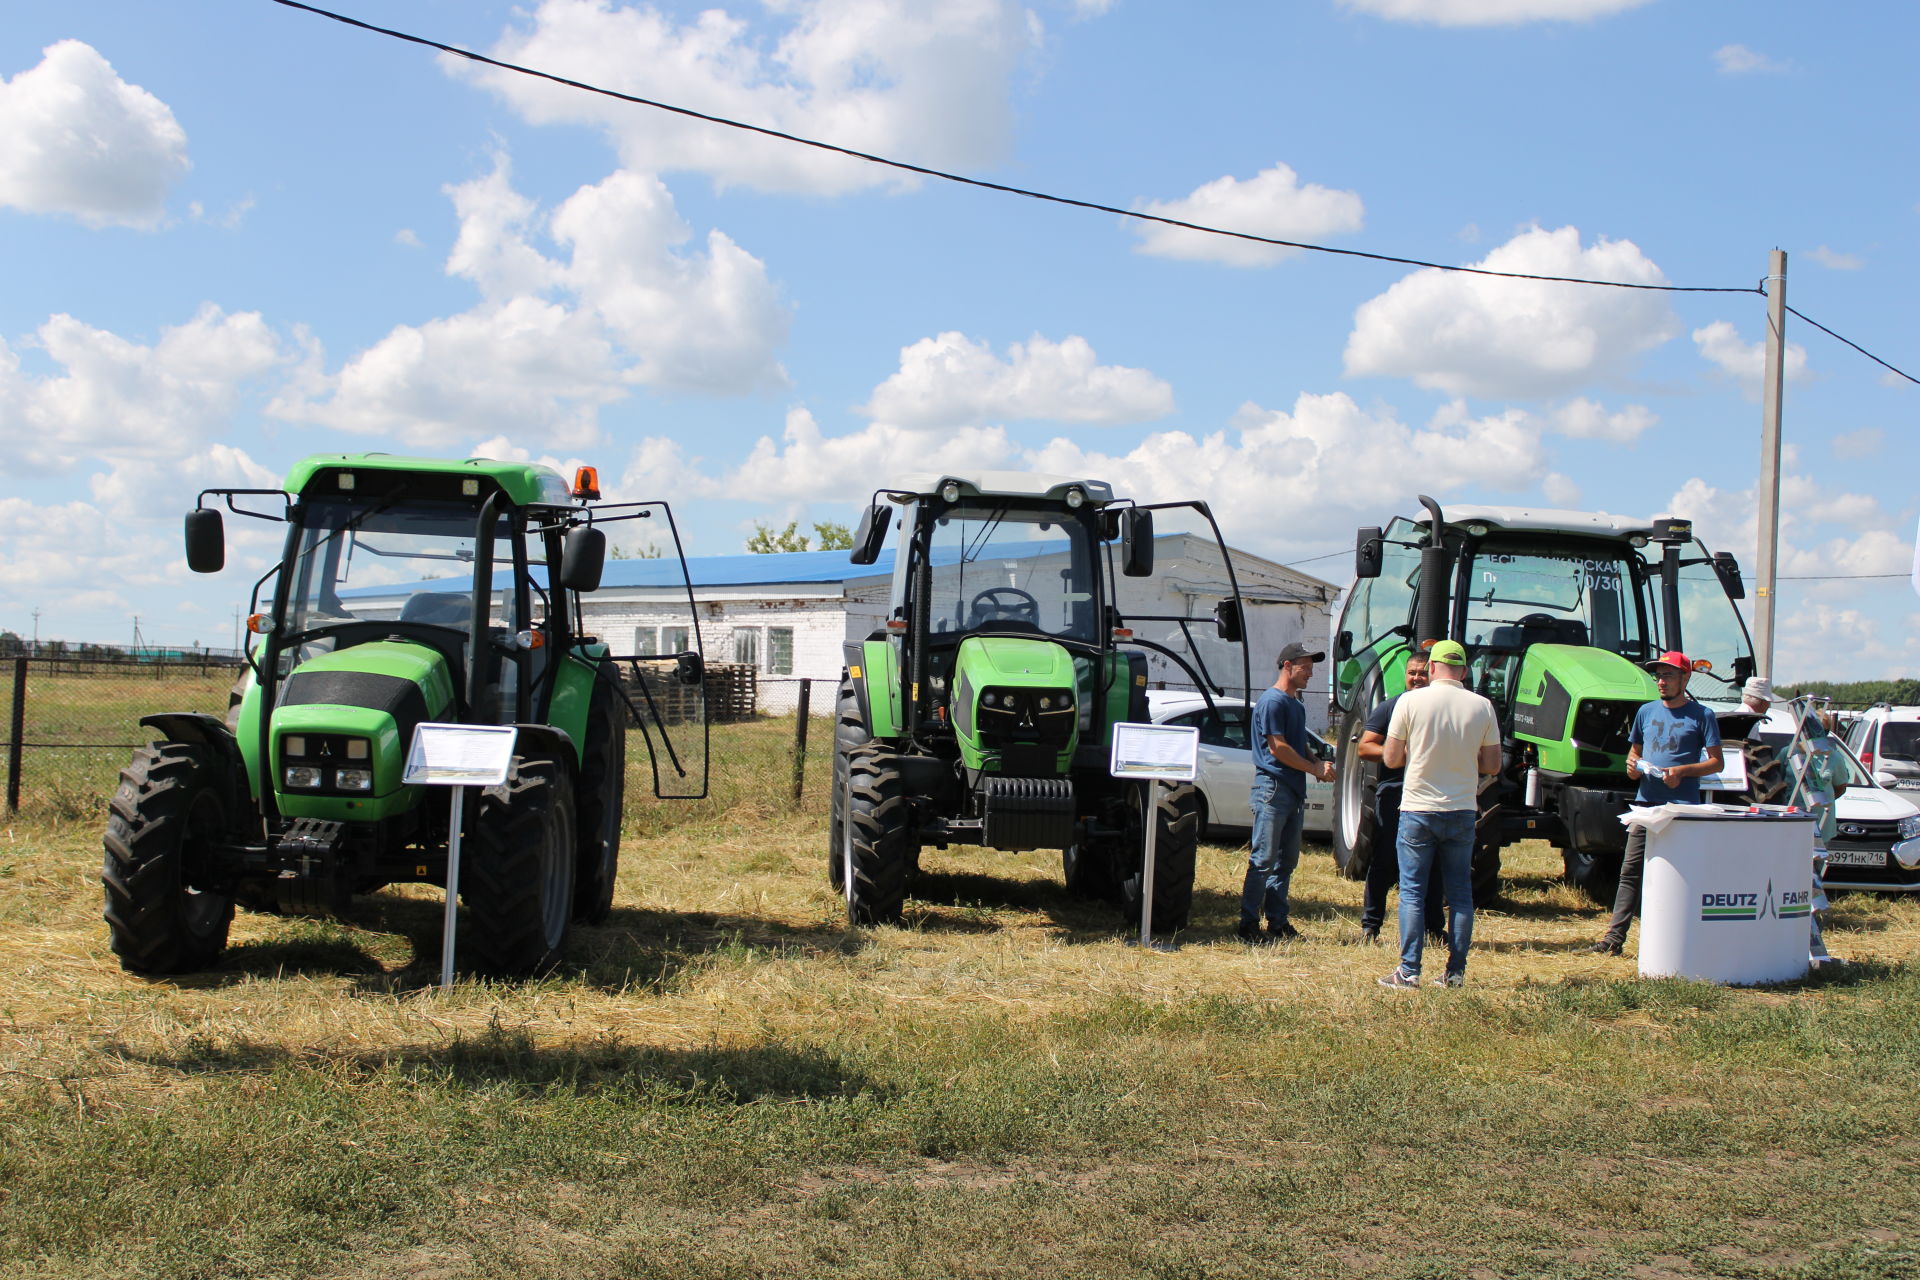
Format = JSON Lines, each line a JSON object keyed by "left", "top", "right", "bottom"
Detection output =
{"left": 1396, "top": 808, "right": 1476, "bottom": 978}
{"left": 1242, "top": 773, "right": 1305, "bottom": 932}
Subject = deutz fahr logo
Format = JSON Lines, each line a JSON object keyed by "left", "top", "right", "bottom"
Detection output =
{"left": 1699, "top": 880, "right": 1811, "bottom": 922}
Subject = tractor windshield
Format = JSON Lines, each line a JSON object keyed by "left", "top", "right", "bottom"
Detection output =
{"left": 923, "top": 503, "right": 1099, "bottom": 642}
{"left": 1460, "top": 540, "right": 1651, "bottom": 659}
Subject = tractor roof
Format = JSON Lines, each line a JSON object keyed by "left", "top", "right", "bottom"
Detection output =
{"left": 889, "top": 471, "right": 1117, "bottom": 506}
{"left": 1420, "top": 504, "right": 1660, "bottom": 541}
{"left": 283, "top": 454, "right": 575, "bottom": 508}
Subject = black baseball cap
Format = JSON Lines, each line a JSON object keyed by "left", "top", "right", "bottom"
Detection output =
{"left": 1277, "top": 641, "right": 1326, "bottom": 665}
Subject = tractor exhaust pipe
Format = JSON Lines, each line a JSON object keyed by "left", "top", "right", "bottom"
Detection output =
{"left": 1415, "top": 494, "right": 1452, "bottom": 647}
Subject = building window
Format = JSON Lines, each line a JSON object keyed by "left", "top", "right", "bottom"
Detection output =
{"left": 632, "top": 627, "right": 658, "bottom": 656}
{"left": 732, "top": 627, "right": 760, "bottom": 668}
{"left": 767, "top": 627, "right": 794, "bottom": 675}
{"left": 661, "top": 625, "right": 689, "bottom": 655}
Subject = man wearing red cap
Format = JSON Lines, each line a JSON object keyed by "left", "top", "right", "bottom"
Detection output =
{"left": 1590, "top": 650, "right": 1724, "bottom": 955}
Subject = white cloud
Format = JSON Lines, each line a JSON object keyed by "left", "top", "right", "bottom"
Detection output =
{"left": 1715, "top": 44, "right": 1788, "bottom": 75}
{"left": 1668, "top": 473, "right": 1908, "bottom": 588}
{"left": 1340, "top": 0, "right": 1653, "bottom": 26}
{"left": 1024, "top": 392, "right": 1551, "bottom": 553}
{"left": 1132, "top": 163, "right": 1364, "bottom": 267}
{"left": 0, "top": 305, "right": 284, "bottom": 472}
{"left": 1542, "top": 472, "right": 1582, "bottom": 507}
{"left": 860, "top": 332, "right": 1173, "bottom": 429}
{"left": 1831, "top": 427, "right": 1883, "bottom": 460}
{"left": 1807, "top": 245, "right": 1863, "bottom": 270}
{"left": 462, "top": 0, "right": 1041, "bottom": 195}
{"left": 1545, "top": 397, "right": 1656, "bottom": 442}
{"left": 1692, "top": 320, "right": 1808, "bottom": 397}
{"left": 394, "top": 228, "right": 422, "bottom": 248}
{"left": 273, "top": 159, "right": 792, "bottom": 445}
{"left": 1344, "top": 225, "right": 1677, "bottom": 399}
{"left": 0, "top": 40, "right": 189, "bottom": 228}
{"left": 729, "top": 407, "right": 1018, "bottom": 503}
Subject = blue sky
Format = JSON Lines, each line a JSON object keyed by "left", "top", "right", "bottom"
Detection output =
{"left": 1, "top": 0, "right": 1914, "bottom": 679}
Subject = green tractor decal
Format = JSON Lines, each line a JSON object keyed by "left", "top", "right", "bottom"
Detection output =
{"left": 1330, "top": 495, "right": 1782, "bottom": 904}
{"left": 103, "top": 454, "right": 707, "bottom": 977}
{"left": 829, "top": 472, "right": 1252, "bottom": 930}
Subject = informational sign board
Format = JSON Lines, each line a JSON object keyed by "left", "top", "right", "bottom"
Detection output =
{"left": 1109, "top": 722, "right": 1200, "bottom": 783}
{"left": 403, "top": 724, "right": 517, "bottom": 788}
{"left": 1697, "top": 750, "right": 1749, "bottom": 794}
{"left": 403, "top": 723, "right": 518, "bottom": 988}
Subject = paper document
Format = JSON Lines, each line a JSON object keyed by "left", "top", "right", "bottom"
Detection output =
{"left": 403, "top": 723, "right": 518, "bottom": 787}
{"left": 1109, "top": 722, "right": 1200, "bottom": 781}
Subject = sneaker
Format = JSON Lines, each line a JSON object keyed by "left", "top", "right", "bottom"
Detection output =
{"left": 1587, "top": 940, "right": 1623, "bottom": 956}
{"left": 1377, "top": 968, "right": 1420, "bottom": 990}
{"left": 1431, "top": 972, "right": 1464, "bottom": 988}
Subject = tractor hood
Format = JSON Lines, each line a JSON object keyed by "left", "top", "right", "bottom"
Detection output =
{"left": 261, "top": 639, "right": 458, "bottom": 820}
{"left": 950, "top": 635, "right": 1080, "bottom": 775}
{"left": 1509, "top": 643, "right": 1657, "bottom": 777}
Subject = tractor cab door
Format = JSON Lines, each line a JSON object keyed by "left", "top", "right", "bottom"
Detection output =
{"left": 1332, "top": 516, "right": 1423, "bottom": 716}
{"left": 1106, "top": 502, "right": 1255, "bottom": 727}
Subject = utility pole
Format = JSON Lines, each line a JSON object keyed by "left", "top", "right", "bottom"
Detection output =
{"left": 31, "top": 608, "right": 40, "bottom": 656}
{"left": 1753, "top": 248, "right": 1788, "bottom": 679}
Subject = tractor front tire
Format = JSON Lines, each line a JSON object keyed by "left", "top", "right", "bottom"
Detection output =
{"left": 1331, "top": 698, "right": 1380, "bottom": 882}
{"left": 102, "top": 744, "right": 236, "bottom": 975}
{"left": 828, "top": 679, "right": 870, "bottom": 892}
{"left": 1118, "top": 783, "right": 1200, "bottom": 933}
{"left": 1062, "top": 841, "right": 1115, "bottom": 901}
{"left": 466, "top": 756, "right": 577, "bottom": 977}
{"left": 1562, "top": 845, "right": 1621, "bottom": 906}
{"left": 843, "top": 748, "right": 915, "bottom": 926}
{"left": 573, "top": 666, "right": 627, "bottom": 925}
{"left": 1470, "top": 805, "right": 1503, "bottom": 905}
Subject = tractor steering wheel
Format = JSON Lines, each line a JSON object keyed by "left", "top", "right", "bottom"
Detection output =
{"left": 969, "top": 586, "right": 1041, "bottom": 627}
{"left": 1516, "top": 612, "right": 1558, "bottom": 628}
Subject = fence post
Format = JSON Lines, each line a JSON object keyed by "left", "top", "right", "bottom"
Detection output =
{"left": 6, "top": 658, "right": 25, "bottom": 813}
{"left": 789, "top": 680, "right": 811, "bottom": 805}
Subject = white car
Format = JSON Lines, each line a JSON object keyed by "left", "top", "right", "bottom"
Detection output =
{"left": 1145, "top": 691, "right": 1333, "bottom": 839}
{"left": 1845, "top": 704, "right": 1920, "bottom": 794}
{"left": 1747, "top": 706, "right": 1920, "bottom": 893}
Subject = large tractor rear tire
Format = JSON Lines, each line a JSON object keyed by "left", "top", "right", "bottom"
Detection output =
{"left": 1562, "top": 846, "right": 1620, "bottom": 906}
{"left": 102, "top": 744, "right": 236, "bottom": 975}
{"left": 1471, "top": 805, "right": 1503, "bottom": 905}
{"left": 1741, "top": 740, "right": 1789, "bottom": 805}
{"left": 843, "top": 748, "right": 916, "bottom": 925}
{"left": 1331, "top": 695, "right": 1381, "bottom": 882}
{"left": 828, "top": 679, "right": 870, "bottom": 892}
{"left": 466, "top": 756, "right": 577, "bottom": 977}
{"left": 573, "top": 666, "right": 626, "bottom": 925}
{"left": 1117, "top": 783, "right": 1200, "bottom": 933}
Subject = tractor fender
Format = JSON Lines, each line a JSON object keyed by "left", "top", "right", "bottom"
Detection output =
{"left": 506, "top": 723, "right": 576, "bottom": 772}
{"left": 136, "top": 713, "right": 255, "bottom": 827}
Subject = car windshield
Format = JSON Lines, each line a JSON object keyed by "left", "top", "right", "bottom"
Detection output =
{"left": 1756, "top": 729, "right": 1873, "bottom": 788}
{"left": 922, "top": 503, "right": 1099, "bottom": 642}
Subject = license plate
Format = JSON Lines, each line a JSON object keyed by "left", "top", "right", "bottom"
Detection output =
{"left": 1826, "top": 848, "right": 1888, "bottom": 867}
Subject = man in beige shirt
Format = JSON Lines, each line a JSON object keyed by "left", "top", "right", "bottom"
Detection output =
{"left": 1378, "top": 639, "right": 1501, "bottom": 989}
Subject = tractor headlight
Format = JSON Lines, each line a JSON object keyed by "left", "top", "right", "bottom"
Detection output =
{"left": 1898, "top": 814, "right": 1920, "bottom": 841}
{"left": 284, "top": 766, "right": 323, "bottom": 789}
{"left": 335, "top": 768, "right": 373, "bottom": 792}
{"left": 1065, "top": 486, "right": 1085, "bottom": 509}
{"left": 941, "top": 481, "right": 962, "bottom": 503}
{"left": 1038, "top": 695, "right": 1054, "bottom": 709}
{"left": 345, "top": 737, "right": 370, "bottom": 760}
{"left": 284, "top": 735, "right": 307, "bottom": 757}
{"left": 982, "top": 691, "right": 998, "bottom": 707}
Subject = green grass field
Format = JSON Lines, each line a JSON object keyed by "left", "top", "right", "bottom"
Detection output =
{"left": 3, "top": 715, "right": 1918, "bottom": 1279}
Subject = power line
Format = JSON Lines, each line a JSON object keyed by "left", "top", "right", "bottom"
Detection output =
{"left": 269, "top": 1, "right": 1915, "bottom": 387}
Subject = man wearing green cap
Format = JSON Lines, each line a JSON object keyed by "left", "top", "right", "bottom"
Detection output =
{"left": 1379, "top": 639, "right": 1501, "bottom": 988}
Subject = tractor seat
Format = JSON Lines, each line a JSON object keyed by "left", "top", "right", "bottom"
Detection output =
{"left": 399, "top": 592, "right": 472, "bottom": 627}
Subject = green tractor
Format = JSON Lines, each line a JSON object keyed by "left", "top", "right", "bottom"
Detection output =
{"left": 102, "top": 454, "right": 707, "bottom": 977}
{"left": 829, "top": 472, "right": 1251, "bottom": 930}
{"left": 1330, "top": 496, "right": 1779, "bottom": 903}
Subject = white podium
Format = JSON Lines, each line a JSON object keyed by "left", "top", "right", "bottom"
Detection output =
{"left": 1631, "top": 804, "right": 1815, "bottom": 985}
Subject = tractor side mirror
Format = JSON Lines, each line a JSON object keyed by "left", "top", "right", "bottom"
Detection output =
{"left": 185, "top": 508, "right": 226, "bottom": 574}
{"left": 560, "top": 527, "right": 607, "bottom": 592}
{"left": 1120, "top": 508, "right": 1154, "bottom": 577}
{"left": 1713, "top": 551, "right": 1745, "bottom": 600}
{"left": 675, "top": 651, "right": 705, "bottom": 686}
{"left": 1214, "top": 598, "right": 1244, "bottom": 643}
{"left": 850, "top": 503, "right": 889, "bottom": 566}
{"left": 1355, "top": 526, "right": 1383, "bottom": 580}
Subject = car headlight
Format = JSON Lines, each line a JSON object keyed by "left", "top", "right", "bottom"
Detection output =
{"left": 284, "top": 766, "right": 323, "bottom": 789}
{"left": 335, "top": 768, "right": 373, "bottom": 792}
{"left": 1898, "top": 814, "right": 1920, "bottom": 841}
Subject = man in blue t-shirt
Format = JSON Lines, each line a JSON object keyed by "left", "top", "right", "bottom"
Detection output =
{"left": 1241, "top": 641, "right": 1336, "bottom": 943}
{"left": 1590, "top": 649, "right": 1724, "bottom": 955}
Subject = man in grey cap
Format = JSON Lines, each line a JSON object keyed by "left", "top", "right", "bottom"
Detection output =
{"left": 1239, "top": 641, "right": 1336, "bottom": 943}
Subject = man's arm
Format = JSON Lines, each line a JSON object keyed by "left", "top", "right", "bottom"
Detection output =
{"left": 1625, "top": 741, "right": 1642, "bottom": 780}
{"left": 1356, "top": 730, "right": 1387, "bottom": 763}
{"left": 1665, "top": 743, "right": 1723, "bottom": 782}
{"left": 1478, "top": 744, "right": 1502, "bottom": 775}
{"left": 1382, "top": 735, "right": 1407, "bottom": 771}
{"left": 1267, "top": 735, "right": 1333, "bottom": 780}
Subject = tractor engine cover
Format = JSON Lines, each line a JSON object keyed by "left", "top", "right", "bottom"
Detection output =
{"left": 979, "top": 775, "right": 1076, "bottom": 852}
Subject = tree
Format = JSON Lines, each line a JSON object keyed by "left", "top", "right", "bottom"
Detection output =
{"left": 608, "top": 540, "right": 664, "bottom": 560}
{"left": 0, "top": 631, "right": 23, "bottom": 657}
{"left": 746, "top": 521, "right": 811, "bottom": 554}
{"left": 812, "top": 521, "right": 853, "bottom": 550}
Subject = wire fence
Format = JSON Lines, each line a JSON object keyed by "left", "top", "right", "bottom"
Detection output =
{"left": 1, "top": 656, "right": 844, "bottom": 821}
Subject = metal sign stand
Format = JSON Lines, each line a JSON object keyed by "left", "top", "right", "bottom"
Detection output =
{"left": 402, "top": 723, "right": 518, "bottom": 988}
{"left": 1109, "top": 721, "right": 1199, "bottom": 952}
